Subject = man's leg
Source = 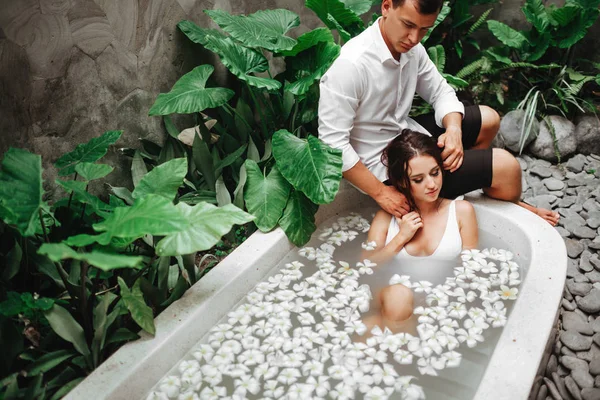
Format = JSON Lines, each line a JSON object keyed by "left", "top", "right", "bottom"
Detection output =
{"left": 471, "top": 105, "right": 500, "bottom": 149}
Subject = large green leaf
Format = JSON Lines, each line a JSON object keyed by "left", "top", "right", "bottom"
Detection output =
{"left": 38, "top": 243, "right": 143, "bottom": 272}
{"left": 306, "top": 0, "right": 363, "bottom": 31}
{"left": 178, "top": 22, "right": 281, "bottom": 91}
{"left": 272, "top": 130, "right": 342, "bottom": 204}
{"left": 340, "top": 0, "right": 373, "bottom": 16}
{"left": 2, "top": 240, "right": 22, "bottom": 281}
{"left": 43, "top": 305, "right": 91, "bottom": 362}
{"left": 244, "top": 161, "right": 291, "bottom": 232}
{"left": 148, "top": 65, "right": 234, "bottom": 116}
{"left": 487, "top": 20, "right": 529, "bottom": 49}
{"left": 549, "top": 5, "right": 579, "bottom": 27}
{"left": 93, "top": 195, "right": 189, "bottom": 238}
{"left": 0, "top": 148, "right": 44, "bottom": 237}
{"left": 427, "top": 45, "right": 446, "bottom": 72}
{"left": 63, "top": 233, "right": 112, "bottom": 247}
{"left": 279, "top": 28, "right": 334, "bottom": 57}
{"left": 55, "top": 131, "right": 122, "bottom": 176}
{"left": 132, "top": 158, "right": 187, "bottom": 201}
{"left": 56, "top": 180, "right": 113, "bottom": 217}
{"left": 522, "top": 0, "right": 550, "bottom": 32}
{"left": 131, "top": 151, "right": 147, "bottom": 188}
{"left": 118, "top": 278, "right": 155, "bottom": 335}
{"left": 155, "top": 202, "right": 254, "bottom": 256}
{"left": 74, "top": 163, "right": 114, "bottom": 181}
{"left": 285, "top": 41, "right": 341, "bottom": 96}
{"left": 205, "top": 9, "right": 299, "bottom": 52}
{"left": 26, "top": 350, "right": 76, "bottom": 377}
{"left": 421, "top": 2, "right": 451, "bottom": 43}
{"left": 556, "top": 10, "right": 598, "bottom": 48}
{"left": 278, "top": 190, "right": 318, "bottom": 247}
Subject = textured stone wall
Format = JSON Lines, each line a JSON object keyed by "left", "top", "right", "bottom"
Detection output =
{"left": 0, "top": 0, "right": 322, "bottom": 191}
{"left": 0, "top": 0, "right": 598, "bottom": 191}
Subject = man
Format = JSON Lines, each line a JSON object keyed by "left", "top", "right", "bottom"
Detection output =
{"left": 318, "top": 0, "right": 559, "bottom": 225}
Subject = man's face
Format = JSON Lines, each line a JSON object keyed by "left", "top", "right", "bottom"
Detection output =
{"left": 380, "top": 0, "right": 438, "bottom": 58}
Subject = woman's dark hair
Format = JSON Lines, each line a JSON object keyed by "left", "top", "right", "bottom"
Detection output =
{"left": 381, "top": 129, "right": 444, "bottom": 211}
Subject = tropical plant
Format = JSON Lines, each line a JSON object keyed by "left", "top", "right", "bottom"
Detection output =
{"left": 147, "top": 5, "right": 364, "bottom": 246}
{"left": 0, "top": 131, "right": 253, "bottom": 399}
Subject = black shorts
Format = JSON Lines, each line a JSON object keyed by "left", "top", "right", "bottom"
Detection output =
{"left": 411, "top": 104, "right": 493, "bottom": 199}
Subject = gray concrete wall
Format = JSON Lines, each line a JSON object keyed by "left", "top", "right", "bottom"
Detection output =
{"left": 0, "top": 0, "right": 598, "bottom": 190}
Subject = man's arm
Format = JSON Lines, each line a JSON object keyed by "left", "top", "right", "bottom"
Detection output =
{"left": 343, "top": 162, "right": 409, "bottom": 217}
{"left": 439, "top": 112, "right": 464, "bottom": 172}
{"left": 414, "top": 45, "right": 465, "bottom": 171}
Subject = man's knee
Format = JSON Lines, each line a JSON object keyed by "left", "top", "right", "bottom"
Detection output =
{"left": 380, "top": 284, "right": 414, "bottom": 321}
{"left": 480, "top": 106, "right": 500, "bottom": 134}
{"left": 491, "top": 148, "right": 522, "bottom": 194}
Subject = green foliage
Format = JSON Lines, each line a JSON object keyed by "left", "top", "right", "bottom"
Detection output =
{"left": 244, "top": 161, "right": 291, "bottom": 231}
{"left": 54, "top": 131, "right": 122, "bottom": 176}
{"left": 0, "top": 148, "right": 45, "bottom": 237}
{"left": 278, "top": 190, "right": 319, "bottom": 247}
{"left": 487, "top": 20, "right": 529, "bottom": 49}
{"left": 148, "top": 65, "right": 234, "bottom": 116}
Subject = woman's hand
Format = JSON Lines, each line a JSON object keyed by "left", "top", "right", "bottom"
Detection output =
{"left": 397, "top": 211, "right": 423, "bottom": 242}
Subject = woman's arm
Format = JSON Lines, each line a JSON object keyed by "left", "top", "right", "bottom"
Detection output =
{"left": 456, "top": 200, "right": 478, "bottom": 249}
{"left": 362, "top": 210, "right": 421, "bottom": 265}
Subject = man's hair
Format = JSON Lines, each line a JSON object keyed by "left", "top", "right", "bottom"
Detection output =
{"left": 392, "top": 0, "right": 444, "bottom": 15}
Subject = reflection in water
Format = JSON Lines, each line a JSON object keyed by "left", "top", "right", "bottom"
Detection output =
{"left": 145, "top": 212, "right": 522, "bottom": 400}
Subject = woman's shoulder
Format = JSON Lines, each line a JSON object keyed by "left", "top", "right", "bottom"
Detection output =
{"left": 454, "top": 199, "right": 476, "bottom": 222}
{"left": 372, "top": 209, "right": 394, "bottom": 223}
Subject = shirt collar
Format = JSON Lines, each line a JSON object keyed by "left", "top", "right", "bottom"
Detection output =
{"left": 372, "top": 17, "right": 414, "bottom": 67}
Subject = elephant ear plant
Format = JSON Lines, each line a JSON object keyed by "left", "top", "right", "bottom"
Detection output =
{"left": 0, "top": 131, "right": 253, "bottom": 399}
{"left": 148, "top": 4, "right": 361, "bottom": 246}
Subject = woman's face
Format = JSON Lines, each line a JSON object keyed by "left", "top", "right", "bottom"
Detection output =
{"left": 406, "top": 154, "right": 443, "bottom": 203}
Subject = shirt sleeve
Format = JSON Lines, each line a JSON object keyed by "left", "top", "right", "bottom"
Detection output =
{"left": 414, "top": 45, "right": 464, "bottom": 128}
{"left": 318, "top": 58, "right": 363, "bottom": 172}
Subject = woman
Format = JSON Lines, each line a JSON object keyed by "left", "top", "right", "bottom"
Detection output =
{"left": 363, "top": 129, "right": 478, "bottom": 325}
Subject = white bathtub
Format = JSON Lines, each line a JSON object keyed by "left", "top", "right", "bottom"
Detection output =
{"left": 65, "top": 183, "right": 567, "bottom": 400}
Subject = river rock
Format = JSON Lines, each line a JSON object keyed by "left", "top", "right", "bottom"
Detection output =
{"left": 562, "top": 331, "right": 594, "bottom": 351}
{"left": 544, "top": 177, "right": 566, "bottom": 191}
{"left": 563, "top": 311, "right": 594, "bottom": 335}
{"left": 567, "top": 154, "right": 589, "bottom": 173}
{"left": 590, "top": 358, "right": 600, "bottom": 376}
{"left": 557, "top": 226, "right": 572, "bottom": 238}
{"left": 552, "top": 372, "right": 573, "bottom": 400}
{"left": 587, "top": 218, "right": 600, "bottom": 229}
{"left": 548, "top": 354, "right": 559, "bottom": 375}
{"left": 531, "top": 165, "right": 554, "bottom": 179}
{"left": 578, "top": 289, "right": 600, "bottom": 314}
{"left": 499, "top": 110, "right": 540, "bottom": 152}
{"left": 575, "top": 116, "right": 600, "bottom": 156}
{"left": 573, "top": 369, "right": 595, "bottom": 389}
{"left": 562, "top": 355, "right": 591, "bottom": 371}
{"left": 582, "top": 388, "right": 600, "bottom": 400}
{"left": 586, "top": 270, "right": 600, "bottom": 284}
{"left": 529, "top": 116, "right": 577, "bottom": 162}
{"left": 574, "top": 226, "right": 598, "bottom": 240}
{"left": 584, "top": 199, "right": 600, "bottom": 212}
{"left": 565, "top": 376, "right": 583, "bottom": 400}
{"left": 536, "top": 384, "right": 548, "bottom": 400}
{"left": 566, "top": 240, "right": 585, "bottom": 259}
{"left": 567, "top": 281, "right": 594, "bottom": 297}
{"left": 543, "top": 377, "right": 563, "bottom": 400}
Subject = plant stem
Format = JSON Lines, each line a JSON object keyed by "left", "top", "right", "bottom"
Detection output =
{"left": 290, "top": 101, "right": 300, "bottom": 134}
{"left": 80, "top": 261, "right": 93, "bottom": 341}
{"left": 38, "top": 209, "right": 49, "bottom": 243}
{"left": 246, "top": 83, "right": 269, "bottom": 140}
{"left": 224, "top": 104, "right": 254, "bottom": 132}
{"left": 67, "top": 173, "right": 78, "bottom": 209}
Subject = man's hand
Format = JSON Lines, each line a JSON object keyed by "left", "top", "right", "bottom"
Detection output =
{"left": 374, "top": 185, "right": 410, "bottom": 218}
{"left": 437, "top": 125, "right": 464, "bottom": 172}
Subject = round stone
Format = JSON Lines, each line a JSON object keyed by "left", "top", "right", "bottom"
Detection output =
{"left": 562, "top": 355, "right": 591, "bottom": 370}
{"left": 590, "top": 358, "right": 600, "bottom": 376}
{"left": 566, "top": 239, "right": 585, "bottom": 258}
{"left": 588, "top": 218, "right": 600, "bottom": 229}
{"left": 544, "top": 177, "right": 566, "bottom": 191}
{"left": 574, "top": 226, "right": 597, "bottom": 239}
{"left": 572, "top": 369, "right": 595, "bottom": 389}
{"left": 531, "top": 165, "right": 553, "bottom": 178}
{"left": 563, "top": 311, "right": 594, "bottom": 335}
{"left": 582, "top": 388, "right": 600, "bottom": 400}
{"left": 552, "top": 372, "right": 573, "bottom": 400}
{"left": 567, "top": 280, "right": 593, "bottom": 297}
{"left": 561, "top": 331, "right": 594, "bottom": 351}
{"left": 578, "top": 289, "right": 600, "bottom": 314}
{"left": 565, "top": 376, "right": 583, "bottom": 400}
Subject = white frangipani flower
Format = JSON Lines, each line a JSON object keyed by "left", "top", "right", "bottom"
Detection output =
{"left": 361, "top": 240, "right": 377, "bottom": 251}
{"left": 499, "top": 285, "right": 519, "bottom": 300}
{"left": 389, "top": 274, "right": 412, "bottom": 287}
{"left": 159, "top": 376, "right": 181, "bottom": 398}
{"left": 199, "top": 386, "right": 226, "bottom": 400}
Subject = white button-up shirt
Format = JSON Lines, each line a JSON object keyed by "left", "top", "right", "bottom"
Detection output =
{"left": 318, "top": 18, "right": 464, "bottom": 182}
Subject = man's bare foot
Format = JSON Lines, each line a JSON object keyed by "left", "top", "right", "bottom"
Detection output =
{"left": 518, "top": 201, "right": 560, "bottom": 226}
